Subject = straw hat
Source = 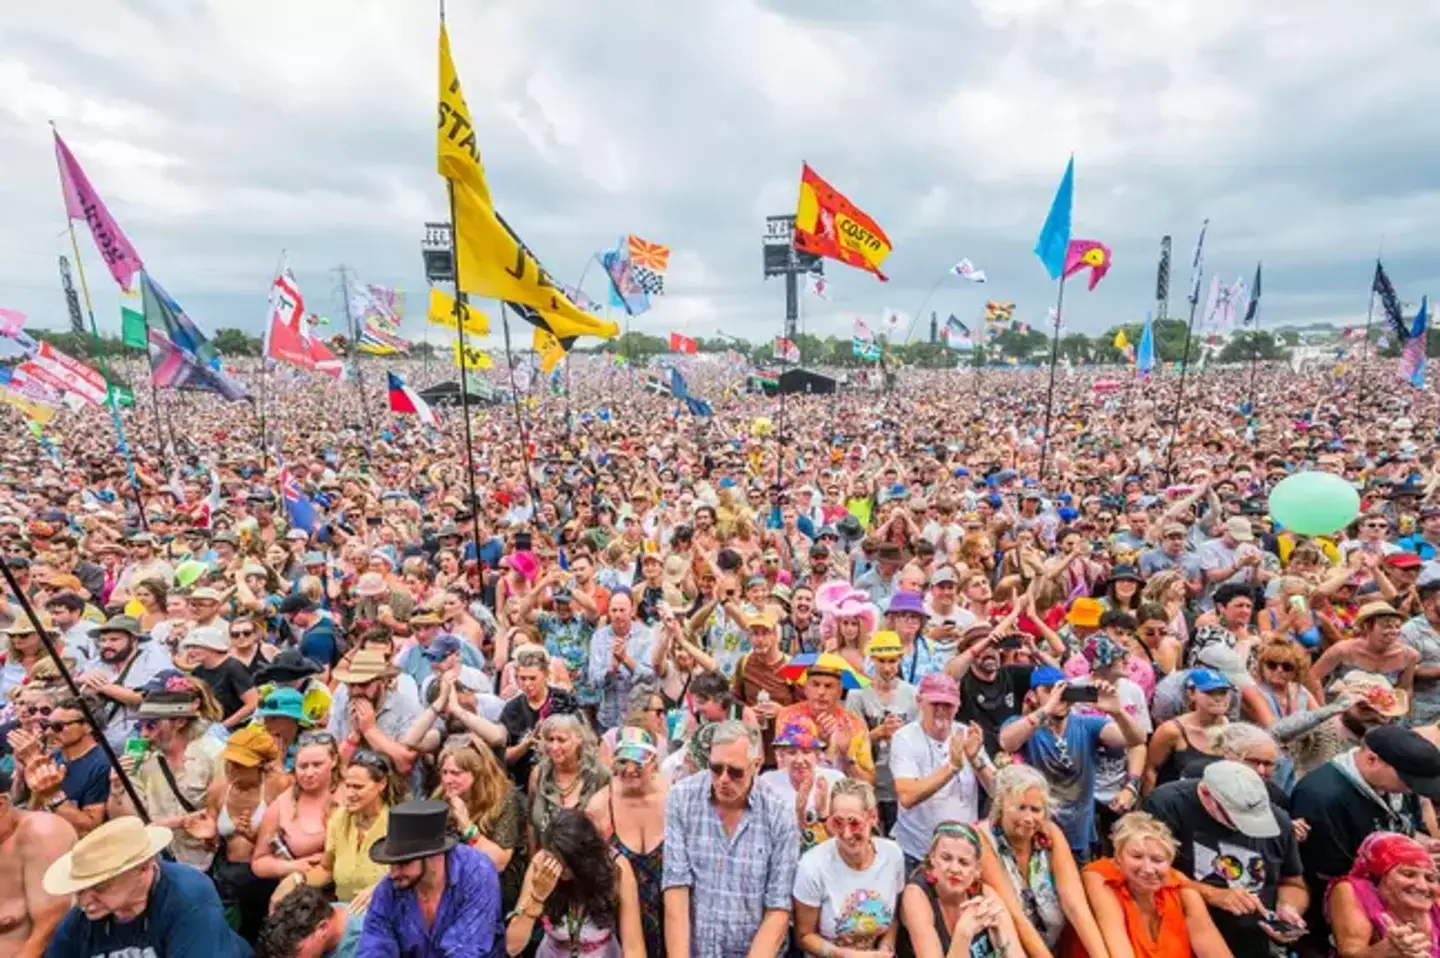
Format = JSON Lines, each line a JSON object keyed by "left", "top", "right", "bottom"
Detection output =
{"left": 332, "top": 649, "right": 399, "bottom": 685}
{"left": 42, "top": 816, "right": 172, "bottom": 895}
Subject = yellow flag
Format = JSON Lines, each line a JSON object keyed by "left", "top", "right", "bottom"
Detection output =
{"left": 428, "top": 287, "right": 490, "bottom": 337}
{"left": 437, "top": 25, "right": 489, "bottom": 204}
{"left": 1113, "top": 329, "right": 1129, "bottom": 350}
{"left": 533, "top": 327, "right": 567, "bottom": 374}
{"left": 436, "top": 25, "right": 618, "bottom": 342}
{"left": 0, "top": 388, "right": 55, "bottom": 425}
{"left": 452, "top": 340, "right": 493, "bottom": 370}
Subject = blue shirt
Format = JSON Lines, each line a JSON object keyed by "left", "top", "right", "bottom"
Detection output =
{"left": 1398, "top": 534, "right": 1440, "bottom": 561}
{"left": 46, "top": 859, "right": 251, "bottom": 958}
{"left": 56, "top": 744, "right": 110, "bottom": 808}
{"left": 1004, "top": 712, "right": 1110, "bottom": 853}
{"left": 356, "top": 844, "right": 502, "bottom": 958}
{"left": 301, "top": 615, "right": 341, "bottom": 668}
{"left": 587, "top": 622, "right": 656, "bottom": 730}
{"left": 396, "top": 641, "right": 483, "bottom": 690}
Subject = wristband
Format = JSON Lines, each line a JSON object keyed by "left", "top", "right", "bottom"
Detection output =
{"left": 462, "top": 824, "right": 479, "bottom": 844}
{"left": 46, "top": 794, "right": 66, "bottom": 812}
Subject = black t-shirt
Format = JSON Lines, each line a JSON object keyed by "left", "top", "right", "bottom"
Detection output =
{"left": 189, "top": 659, "right": 255, "bottom": 720}
{"left": 1144, "top": 779, "right": 1302, "bottom": 955}
{"left": 959, "top": 665, "right": 1032, "bottom": 755}
{"left": 499, "top": 687, "right": 578, "bottom": 786}
{"left": 635, "top": 584, "right": 666, "bottom": 626}
{"left": 1289, "top": 760, "right": 1422, "bottom": 946}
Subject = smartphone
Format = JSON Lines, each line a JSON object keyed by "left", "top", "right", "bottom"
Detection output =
{"left": 1263, "top": 913, "right": 1303, "bottom": 936}
{"left": 1062, "top": 686, "right": 1101, "bottom": 704}
{"left": 1288, "top": 595, "right": 1309, "bottom": 614}
{"left": 998, "top": 637, "right": 1024, "bottom": 651}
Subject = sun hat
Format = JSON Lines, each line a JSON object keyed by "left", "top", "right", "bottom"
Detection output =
{"left": 1354, "top": 601, "right": 1404, "bottom": 627}
{"left": 1335, "top": 671, "right": 1410, "bottom": 718}
{"left": 3, "top": 610, "right": 54, "bottom": 636}
{"left": 917, "top": 672, "right": 960, "bottom": 705}
{"left": 773, "top": 717, "right": 824, "bottom": 751}
{"left": 1066, "top": 597, "right": 1104, "bottom": 628}
{"left": 255, "top": 688, "right": 311, "bottom": 726}
{"left": 613, "top": 727, "right": 659, "bottom": 765}
{"left": 221, "top": 725, "right": 282, "bottom": 768}
{"left": 368, "top": 800, "right": 458, "bottom": 864}
{"left": 353, "top": 572, "right": 390, "bottom": 598}
{"left": 136, "top": 688, "right": 201, "bottom": 720}
{"left": 188, "top": 587, "right": 224, "bottom": 603}
{"left": 1223, "top": 517, "right": 1255, "bottom": 542}
{"left": 96, "top": 615, "right": 144, "bottom": 638}
{"left": 1187, "top": 668, "right": 1235, "bottom": 693}
{"left": 1364, "top": 726, "right": 1440, "bottom": 798}
{"left": 42, "top": 817, "right": 173, "bottom": 896}
{"left": 179, "top": 623, "right": 230, "bottom": 653}
{"left": 1081, "top": 633, "right": 1126, "bottom": 668}
{"left": 886, "top": 591, "right": 929, "bottom": 618}
{"left": 332, "top": 649, "right": 399, "bottom": 685}
{"left": 866, "top": 630, "right": 903, "bottom": 659}
{"left": 409, "top": 608, "right": 444, "bottom": 626}
{"left": 255, "top": 648, "right": 323, "bottom": 684}
{"left": 1201, "top": 760, "right": 1280, "bottom": 839}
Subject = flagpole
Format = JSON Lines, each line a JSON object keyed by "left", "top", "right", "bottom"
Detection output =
{"left": 901, "top": 271, "right": 949, "bottom": 344}
{"left": 259, "top": 249, "right": 285, "bottom": 474}
{"left": 1037, "top": 277, "right": 1067, "bottom": 482}
{"left": 1359, "top": 238, "right": 1384, "bottom": 414}
{"left": 498, "top": 303, "right": 541, "bottom": 505}
{"left": 49, "top": 122, "right": 148, "bottom": 528}
{"left": 1246, "top": 266, "right": 1262, "bottom": 413}
{"left": 1164, "top": 268, "right": 1204, "bottom": 482}
{"left": 337, "top": 265, "right": 374, "bottom": 434}
{"left": 443, "top": 181, "right": 483, "bottom": 553}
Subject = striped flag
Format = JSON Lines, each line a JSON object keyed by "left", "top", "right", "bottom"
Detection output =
{"left": 1400, "top": 296, "right": 1428, "bottom": 389}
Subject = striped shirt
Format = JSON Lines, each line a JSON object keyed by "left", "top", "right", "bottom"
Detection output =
{"left": 662, "top": 770, "right": 799, "bottom": 958}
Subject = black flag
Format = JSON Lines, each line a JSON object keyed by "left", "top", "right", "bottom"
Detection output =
{"left": 1373, "top": 261, "right": 1408, "bottom": 342}
{"left": 1243, "top": 262, "right": 1261, "bottom": 324}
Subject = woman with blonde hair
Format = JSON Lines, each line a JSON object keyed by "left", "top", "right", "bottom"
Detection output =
{"left": 1249, "top": 638, "right": 1316, "bottom": 792}
{"left": 899, "top": 820, "right": 1023, "bottom": 957}
{"left": 978, "top": 764, "right": 1108, "bottom": 958}
{"left": 252, "top": 731, "right": 340, "bottom": 888}
{"left": 528, "top": 712, "right": 610, "bottom": 842}
{"left": 1140, "top": 570, "right": 1190, "bottom": 648}
{"left": 434, "top": 738, "right": 528, "bottom": 910}
{"left": 1083, "top": 812, "right": 1229, "bottom": 957}
{"left": 1260, "top": 577, "right": 1323, "bottom": 651}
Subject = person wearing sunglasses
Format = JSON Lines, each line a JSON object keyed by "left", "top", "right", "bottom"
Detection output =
{"left": 586, "top": 727, "right": 668, "bottom": 958}
{"left": 16, "top": 694, "right": 108, "bottom": 837}
{"left": 663, "top": 719, "right": 798, "bottom": 958}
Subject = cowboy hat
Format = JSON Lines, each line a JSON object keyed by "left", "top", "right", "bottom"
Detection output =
{"left": 42, "top": 816, "right": 172, "bottom": 895}
{"left": 332, "top": 649, "right": 399, "bottom": 685}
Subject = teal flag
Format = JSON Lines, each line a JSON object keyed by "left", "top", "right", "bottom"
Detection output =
{"left": 1033, "top": 156, "right": 1074, "bottom": 280}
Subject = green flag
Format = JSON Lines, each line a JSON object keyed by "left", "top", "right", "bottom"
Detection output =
{"left": 120, "top": 285, "right": 147, "bottom": 349}
{"left": 107, "top": 383, "right": 135, "bottom": 408}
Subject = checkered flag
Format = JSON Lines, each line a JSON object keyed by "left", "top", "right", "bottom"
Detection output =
{"left": 632, "top": 264, "right": 665, "bottom": 295}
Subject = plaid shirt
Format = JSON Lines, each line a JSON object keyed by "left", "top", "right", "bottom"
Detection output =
{"left": 663, "top": 771, "right": 799, "bottom": 958}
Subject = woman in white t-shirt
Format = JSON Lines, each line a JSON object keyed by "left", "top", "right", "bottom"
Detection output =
{"left": 793, "top": 779, "right": 905, "bottom": 957}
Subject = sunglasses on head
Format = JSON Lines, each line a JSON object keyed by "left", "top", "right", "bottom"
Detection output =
{"left": 298, "top": 731, "right": 337, "bottom": 746}
{"left": 350, "top": 749, "right": 390, "bottom": 772}
{"left": 708, "top": 761, "right": 748, "bottom": 782}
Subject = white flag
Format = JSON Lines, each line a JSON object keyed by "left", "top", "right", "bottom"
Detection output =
{"left": 951, "top": 258, "right": 987, "bottom": 283}
{"left": 806, "top": 272, "right": 828, "bottom": 299}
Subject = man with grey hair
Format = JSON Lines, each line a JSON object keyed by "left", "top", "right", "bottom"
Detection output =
{"left": 663, "top": 719, "right": 798, "bottom": 958}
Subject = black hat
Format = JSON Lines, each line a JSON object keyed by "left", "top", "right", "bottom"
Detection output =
{"left": 1107, "top": 564, "right": 1144, "bottom": 585}
{"left": 277, "top": 594, "right": 316, "bottom": 616}
{"left": 1365, "top": 725, "right": 1440, "bottom": 799}
{"left": 255, "top": 648, "right": 323, "bottom": 684}
{"left": 369, "top": 800, "right": 457, "bottom": 864}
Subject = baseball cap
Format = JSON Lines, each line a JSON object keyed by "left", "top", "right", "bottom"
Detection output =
{"left": 917, "top": 672, "right": 960, "bottom": 705}
{"left": 1031, "top": 666, "right": 1066, "bottom": 689}
{"left": 277, "top": 594, "right": 316, "bottom": 616}
{"left": 1201, "top": 760, "right": 1280, "bottom": 838}
{"left": 929, "top": 567, "right": 957, "bottom": 586}
{"left": 1187, "top": 668, "right": 1235, "bottom": 693}
{"left": 423, "top": 635, "right": 464, "bottom": 661}
{"left": 180, "top": 623, "right": 230, "bottom": 653}
{"left": 1365, "top": 726, "right": 1440, "bottom": 799}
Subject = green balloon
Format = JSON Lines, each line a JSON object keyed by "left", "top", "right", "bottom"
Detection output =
{"left": 1268, "top": 471, "right": 1361, "bottom": 537}
{"left": 174, "top": 559, "right": 208, "bottom": 589}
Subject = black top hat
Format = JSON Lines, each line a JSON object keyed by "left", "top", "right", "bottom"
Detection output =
{"left": 255, "top": 649, "right": 323, "bottom": 684}
{"left": 369, "top": 800, "right": 457, "bottom": 864}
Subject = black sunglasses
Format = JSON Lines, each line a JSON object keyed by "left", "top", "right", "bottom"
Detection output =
{"left": 47, "top": 718, "right": 85, "bottom": 732}
{"left": 708, "top": 761, "right": 748, "bottom": 782}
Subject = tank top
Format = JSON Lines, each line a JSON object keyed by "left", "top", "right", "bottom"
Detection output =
{"left": 1155, "top": 721, "right": 1210, "bottom": 787}
{"left": 607, "top": 790, "right": 664, "bottom": 958}
{"left": 1328, "top": 878, "right": 1440, "bottom": 958}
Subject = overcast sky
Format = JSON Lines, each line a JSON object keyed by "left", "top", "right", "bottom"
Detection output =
{"left": 2, "top": 0, "right": 1438, "bottom": 351}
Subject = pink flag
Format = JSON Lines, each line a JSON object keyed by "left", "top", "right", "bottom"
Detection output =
{"left": 54, "top": 132, "right": 145, "bottom": 289}
{"left": 1062, "top": 239, "right": 1113, "bottom": 291}
{"left": 0, "top": 308, "right": 25, "bottom": 337}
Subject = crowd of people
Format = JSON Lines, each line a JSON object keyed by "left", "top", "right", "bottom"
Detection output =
{"left": 1, "top": 354, "right": 1439, "bottom": 958}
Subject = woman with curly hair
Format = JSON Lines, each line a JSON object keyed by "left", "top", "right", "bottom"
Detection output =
{"left": 434, "top": 738, "right": 528, "bottom": 911}
{"left": 899, "top": 820, "right": 1022, "bottom": 958}
{"left": 505, "top": 808, "right": 645, "bottom": 958}
{"left": 527, "top": 713, "right": 610, "bottom": 842}
{"left": 1140, "top": 569, "right": 1191, "bottom": 650}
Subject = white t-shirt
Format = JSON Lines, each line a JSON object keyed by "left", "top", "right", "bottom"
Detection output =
{"left": 793, "top": 837, "right": 906, "bottom": 945}
{"left": 759, "top": 767, "right": 845, "bottom": 850}
{"left": 888, "top": 722, "right": 980, "bottom": 861}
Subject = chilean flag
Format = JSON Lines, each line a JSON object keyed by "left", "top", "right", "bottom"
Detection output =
{"left": 387, "top": 371, "right": 438, "bottom": 427}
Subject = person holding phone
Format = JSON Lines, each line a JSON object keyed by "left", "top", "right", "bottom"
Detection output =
{"left": 998, "top": 667, "right": 1146, "bottom": 860}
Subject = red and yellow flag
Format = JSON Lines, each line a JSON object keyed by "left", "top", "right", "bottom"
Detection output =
{"left": 794, "top": 164, "right": 892, "bottom": 280}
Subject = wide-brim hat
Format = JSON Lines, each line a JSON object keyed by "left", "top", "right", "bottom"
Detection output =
{"left": 255, "top": 687, "right": 312, "bottom": 726}
{"left": 136, "top": 688, "right": 201, "bottom": 719}
{"left": 332, "top": 649, "right": 399, "bottom": 685}
{"left": 369, "top": 800, "right": 458, "bottom": 864}
{"left": 44, "top": 817, "right": 173, "bottom": 895}
{"left": 353, "top": 572, "right": 390, "bottom": 598}
{"left": 255, "top": 648, "right": 323, "bottom": 684}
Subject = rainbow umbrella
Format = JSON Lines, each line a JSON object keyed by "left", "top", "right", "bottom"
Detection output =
{"left": 778, "top": 652, "right": 870, "bottom": 690}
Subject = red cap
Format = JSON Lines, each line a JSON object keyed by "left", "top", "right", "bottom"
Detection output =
{"left": 1384, "top": 553, "right": 1423, "bottom": 569}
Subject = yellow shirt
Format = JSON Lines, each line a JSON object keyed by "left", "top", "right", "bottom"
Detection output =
{"left": 324, "top": 805, "right": 390, "bottom": 903}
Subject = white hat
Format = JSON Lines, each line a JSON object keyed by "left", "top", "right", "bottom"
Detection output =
{"left": 1201, "top": 760, "right": 1279, "bottom": 839}
{"left": 180, "top": 623, "right": 230, "bottom": 653}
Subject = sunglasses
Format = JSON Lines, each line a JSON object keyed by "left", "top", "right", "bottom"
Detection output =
{"left": 230, "top": 629, "right": 256, "bottom": 638}
{"left": 23, "top": 704, "right": 54, "bottom": 717}
{"left": 47, "top": 718, "right": 85, "bottom": 732}
{"left": 828, "top": 815, "right": 870, "bottom": 834}
{"left": 1262, "top": 660, "right": 1297, "bottom": 674}
{"left": 708, "top": 761, "right": 748, "bottom": 782}
{"left": 298, "top": 731, "right": 337, "bottom": 746}
{"left": 350, "top": 749, "right": 391, "bottom": 772}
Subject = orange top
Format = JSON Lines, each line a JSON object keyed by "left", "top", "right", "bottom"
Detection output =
{"left": 1083, "top": 858, "right": 1191, "bottom": 958}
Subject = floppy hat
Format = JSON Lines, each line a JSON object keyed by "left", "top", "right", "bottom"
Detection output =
{"left": 1335, "top": 671, "right": 1409, "bottom": 718}
{"left": 886, "top": 591, "right": 928, "bottom": 618}
{"left": 4, "top": 610, "right": 54, "bottom": 636}
{"left": 368, "top": 800, "right": 458, "bottom": 864}
{"left": 353, "top": 572, "right": 390, "bottom": 598}
{"left": 917, "top": 672, "right": 960, "bottom": 705}
{"left": 255, "top": 648, "right": 323, "bottom": 684}
{"left": 332, "top": 649, "right": 399, "bottom": 685}
{"left": 42, "top": 816, "right": 173, "bottom": 896}
{"left": 221, "top": 725, "right": 281, "bottom": 768}
{"left": 96, "top": 615, "right": 143, "bottom": 637}
{"left": 255, "top": 688, "right": 311, "bottom": 726}
{"left": 1201, "top": 760, "right": 1280, "bottom": 839}
{"left": 1066, "top": 598, "right": 1104, "bottom": 628}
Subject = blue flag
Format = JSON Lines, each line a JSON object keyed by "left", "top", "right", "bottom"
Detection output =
{"left": 1137, "top": 311, "right": 1155, "bottom": 377}
{"left": 601, "top": 248, "right": 650, "bottom": 316}
{"left": 669, "top": 367, "right": 689, "bottom": 400}
{"left": 278, "top": 465, "right": 320, "bottom": 534}
{"left": 1402, "top": 296, "right": 1428, "bottom": 389}
{"left": 1033, "top": 157, "right": 1074, "bottom": 280}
